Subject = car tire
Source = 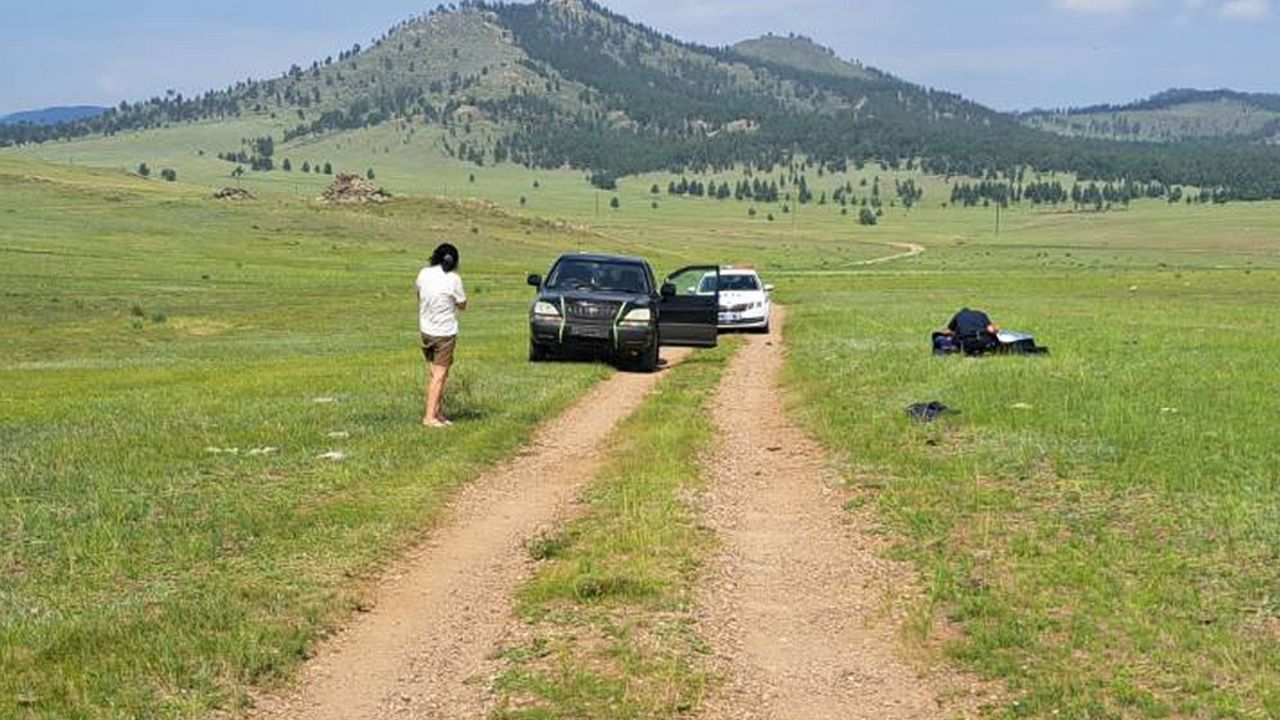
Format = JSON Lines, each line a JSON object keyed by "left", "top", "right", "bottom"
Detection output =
{"left": 632, "top": 341, "right": 660, "bottom": 373}
{"left": 529, "top": 340, "right": 549, "bottom": 362}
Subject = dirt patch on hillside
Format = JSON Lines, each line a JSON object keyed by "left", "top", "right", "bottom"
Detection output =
{"left": 320, "top": 174, "right": 391, "bottom": 205}
{"left": 212, "top": 187, "right": 255, "bottom": 201}
{"left": 696, "top": 308, "right": 990, "bottom": 719}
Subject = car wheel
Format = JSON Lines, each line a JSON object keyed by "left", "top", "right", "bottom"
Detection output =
{"left": 529, "top": 340, "right": 549, "bottom": 362}
{"left": 632, "top": 341, "right": 660, "bottom": 373}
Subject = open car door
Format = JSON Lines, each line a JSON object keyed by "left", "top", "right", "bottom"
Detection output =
{"left": 659, "top": 266, "right": 719, "bottom": 348}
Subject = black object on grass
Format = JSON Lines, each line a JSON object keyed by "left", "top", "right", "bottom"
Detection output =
{"left": 907, "top": 401, "right": 952, "bottom": 423}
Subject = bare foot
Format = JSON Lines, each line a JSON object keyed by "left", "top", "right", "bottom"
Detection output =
{"left": 423, "top": 418, "right": 448, "bottom": 429}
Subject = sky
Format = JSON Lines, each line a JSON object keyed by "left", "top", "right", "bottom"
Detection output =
{"left": 2, "top": 0, "right": 1276, "bottom": 115}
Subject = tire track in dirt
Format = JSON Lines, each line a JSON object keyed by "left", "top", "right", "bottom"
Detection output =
{"left": 247, "top": 349, "right": 691, "bottom": 720}
{"left": 697, "top": 308, "right": 977, "bottom": 720}
{"left": 851, "top": 241, "right": 926, "bottom": 266}
{"left": 768, "top": 242, "right": 926, "bottom": 277}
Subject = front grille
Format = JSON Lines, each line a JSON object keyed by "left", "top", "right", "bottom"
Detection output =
{"left": 566, "top": 299, "right": 622, "bottom": 320}
{"left": 721, "top": 303, "right": 753, "bottom": 313}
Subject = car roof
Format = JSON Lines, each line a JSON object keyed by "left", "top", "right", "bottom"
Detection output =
{"left": 720, "top": 267, "right": 761, "bottom": 276}
{"left": 556, "top": 252, "right": 649, "bottom": 266}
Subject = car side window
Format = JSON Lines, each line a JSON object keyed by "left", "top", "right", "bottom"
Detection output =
{"left": 668, "top": 268, "right": 714, "bottom": 297}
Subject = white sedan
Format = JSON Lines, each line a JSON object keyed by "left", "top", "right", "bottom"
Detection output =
{"left": 698, "top": 268, "right": 773, "bottom": 332}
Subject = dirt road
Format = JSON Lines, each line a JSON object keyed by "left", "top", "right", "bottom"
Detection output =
{"left": 853, "top": 241, "right": 926, "bottom": 265}
{"left": 697, "top": 309, "right": 968, "bottom": 719}
{"left": 248, "top": 350, "right": 689, "bottom": 720}
{"left": 249, "top": 304, "right": 972, "bottom": 719}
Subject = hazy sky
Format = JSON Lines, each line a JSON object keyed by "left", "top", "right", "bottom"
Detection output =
{"left": 2, "top": 0, "right": 1276, "bottom": 115}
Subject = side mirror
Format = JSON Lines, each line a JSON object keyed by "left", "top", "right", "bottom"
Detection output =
{"left": 660, "top": 282, "right": 676, "bottom": 299}
{"left": 526, "top": 273, "right": 542, "bottom": 288}
{"left": 764, "top": 284, "right": 775, "bottom": 293}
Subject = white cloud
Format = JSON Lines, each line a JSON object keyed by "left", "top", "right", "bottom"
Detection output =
{"left": 1219, "top": 0, "right": 1271, "bottom": 20}
{"left": 1058, "top": 0, "right": 1141, "bottom": 15}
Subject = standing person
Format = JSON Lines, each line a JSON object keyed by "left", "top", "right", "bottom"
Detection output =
{"left": 415, "top": 243, "right": 467, "bottom": 428}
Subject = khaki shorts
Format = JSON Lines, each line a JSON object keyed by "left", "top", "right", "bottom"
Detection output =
{"left": 421, "top": 334, "right": 457, "bottom": 368}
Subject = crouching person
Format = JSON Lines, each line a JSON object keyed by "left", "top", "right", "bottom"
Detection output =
{"left": 944, "top": 307, "right": 1001, "bottom": 356}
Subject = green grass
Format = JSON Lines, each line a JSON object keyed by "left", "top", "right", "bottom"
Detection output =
{"left": 783, "top": 256, "right": 1280, "bottom": 715}
{"left": 492, "top": 341, "right": 737, "bottom": 720}
{"left": 0, "top": 155, "right": 632, "bottom": 718}
{"left": 7, "top": 135, "right": 1280, "bottom": 720}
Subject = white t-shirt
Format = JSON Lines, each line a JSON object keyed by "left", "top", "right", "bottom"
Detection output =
{"left": 415, "top": 265, "right": 467, "bottom": 337}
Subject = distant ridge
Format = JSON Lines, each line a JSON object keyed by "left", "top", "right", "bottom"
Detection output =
{"left": 4, "top": 1, "right": 1280, "bottom": 199}
{"left": 730, "top": 34, "right": 878, "bottom": 82}
{"left": 0, "top": 105, "right": 109, "bottom": 126}
{"left": 1021, "top": 88, "right": 1280, "bottom": 143}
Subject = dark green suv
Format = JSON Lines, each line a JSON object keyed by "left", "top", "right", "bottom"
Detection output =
{"left": 527, "top": 253, "right": 720, "bottom": 372}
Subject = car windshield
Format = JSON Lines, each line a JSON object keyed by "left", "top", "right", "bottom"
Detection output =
{"left": 546, "top": 259, "right": 650, "bottom": 294}
{"left": 699, "top": 274, "right": 760, "bottom": 293}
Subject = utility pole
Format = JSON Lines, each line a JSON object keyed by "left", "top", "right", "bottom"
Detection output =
{"left": 995, "top": 201, "right": 1001, "bottom": 238}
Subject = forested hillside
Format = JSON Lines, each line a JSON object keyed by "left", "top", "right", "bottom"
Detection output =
{"left": 1023, "top": 89, "right": 1280, "bottom": 143}
{"left": 5, "top": 0, "right": 1280, "bottom": 200}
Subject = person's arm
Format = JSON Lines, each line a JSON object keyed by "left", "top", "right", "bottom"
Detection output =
{"left": 453, "top": 275, "right": 469, "bottom": 311}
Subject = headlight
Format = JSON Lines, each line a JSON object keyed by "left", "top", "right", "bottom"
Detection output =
{"left": 533, "top": 300, "right": 560, "bottom": 317}
{"left": 619, "top": 307, "right": 651, "bottom": 326}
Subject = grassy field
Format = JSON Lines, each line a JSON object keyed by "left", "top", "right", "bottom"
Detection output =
{"left": 5, "top": 134, "right": 1280, "bottom": 719}
{"left": 0, "top": 155, "right": 635, "bottom": 717}
{"left": 493, "top": 341, "right": 736, "bottom": 719}
{"left": 783, "top": 240, "right": 1280, "bottom": 716}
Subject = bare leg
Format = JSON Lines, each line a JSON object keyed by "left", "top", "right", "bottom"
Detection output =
{"left": 422, "top": 366, "right": 433, "bottom": 425}
{"left": 426, "top": 364, "right": 451, "bottom": 425}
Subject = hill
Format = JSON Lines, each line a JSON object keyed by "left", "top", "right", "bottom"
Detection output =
{"left": 1021, "top": 88, "right": 1280, "bottom": 143}
{"left": 730, "top": 34, "right": 878, "bottom": 81}
{"left": 5, "top": 0, "right": 1280, "bottom": 199}
{"left": 0, "top": 105, "right": 108, "bottom": 126}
